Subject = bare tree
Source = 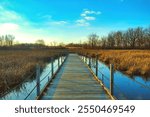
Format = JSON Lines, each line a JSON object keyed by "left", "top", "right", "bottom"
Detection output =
{"left": 0, "top": 36, "right": 4, "bottom": 46}
{"left": 7, "top": 35, "right": 15, "bottom": 46}
{"left": 144, "top": 27, "right": 150, "bottom": 49}
{"left": 125, "top": 28, "right": 137, "bottom": 49}
{"left": 107, "top": 33, "right": 115, "bottom": 48}
{"left": 84, "top": 26, "right": 150, "bottom": 49}
{"left": 114, "top": 31, "right": 123, "bottom": 48}
{"left": 36, "top": 39, "right": 45, "bottom": 45}
{"left": 88, "top": 33, "right": 99, "bottom": 48}
{"left": 135, "top": 27, "right": 144, "bottom": 48}
{"left": 101, "top": 37, "right": 107, "bottom": 49}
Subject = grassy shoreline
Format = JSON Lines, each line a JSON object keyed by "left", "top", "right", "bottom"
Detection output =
{"left": 0, "top": 49, "right": 66, "bottom": 95}
{"left": 73, "top": 49, "right": 150, "bottom": 77}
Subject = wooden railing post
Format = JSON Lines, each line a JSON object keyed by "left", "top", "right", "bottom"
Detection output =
{"left": 89, "top": 56, "right": 91, "bottom": 68}
{"left": 96, "top": 55, "right": 98, "bottom": 76}
{"left": 110, "top": 64, "right": 114, "bottom": 96}
{"left": 83, "top": 55, "right": 85, "bottom": 62}
{"left": 81, "top": 54, "right": 83, "bottom": 60}
{"left": 61, "top": 54, "right": 63, "bottom": 63}
{"left": 85, "top": 54, "right": 87, "bottom": 64}
{"left": 58, "top": 55, "right": 60, "bottom": 67}
{"left": 36, "top": 64, "right": 40, "bottom": 97}
{"left": 84, "top": 55, "right": 86, "bottom": 62}
{"left": 102, "top": 74, "right": 104, "bottom": 84}
{"left": 51, "top": 57, "right": 54, "bottom": 77}
{"left": 62, "top": 54, "right": 64, "bottom": 62}
{"left": 48, "top": 76, "right": 50, "bottom": 82}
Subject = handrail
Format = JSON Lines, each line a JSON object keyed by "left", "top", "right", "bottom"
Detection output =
{"left": 24, "top": 84, "right": 37, "bottom": 100}
{"left": 79, "top": 55, "right": 115, "bottom": 100}
{"left": 24, "top": 67, "right": 52, "bottom": 100}
{"left": 24, "top": 54, "right": 67, "bottom": 100}
{"left": 80, "top": 53, "right": 150, "bottom": 99}
{"left": 36, "top": 55, "right": 68, "bottom": 100}
{"left": 0, "top": 72, "right": 35, "bottom": 98}
{"left": 97, "top": 67, "right": 128, "bottom": 99}
{"left": 39, "top": 71, "right": 51, "bottom": 83}
{"left": 79, "top": 54, "right": 128, "bottom": 99}
{"left": 39, "top": 64, "right": 58, "bottom": 84}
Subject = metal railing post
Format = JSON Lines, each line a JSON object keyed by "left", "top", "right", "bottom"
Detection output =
{"left": 36, "top": 64, "right": 40, "bottom": 97}
{"left": 110, "top": 64, "right": 114, "bottom": 96}
{"left": 51, "top": 57, "right": 54, "bottom": 77}
{"left": 96, "top": 55, "right": 98, "bottom": 76}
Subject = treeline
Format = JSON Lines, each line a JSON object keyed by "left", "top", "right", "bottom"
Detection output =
{"left": 82, "top": 26, "right": 150, "bottom": 49}
{"left": 0, "top": 35, "right": 65, "bottom": 50}
{"left": 0, "top": 43, "right": 66, "bottom": 50}
{"left": 0, "top": 34, "right": 15, "bottom": 46}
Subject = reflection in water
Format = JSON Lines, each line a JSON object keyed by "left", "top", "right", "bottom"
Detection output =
{"left": 1, "top": 55, "right": 150, "bottom": 100}
{"left": 0, "top": 57, "right": 62, "bottom": 100}
{"left": 89, "top": 57, "right": 150, "bottom": 100}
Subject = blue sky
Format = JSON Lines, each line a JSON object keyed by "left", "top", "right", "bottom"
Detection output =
{"left": 0, "top": 0, "right": 150, "bottom": 44}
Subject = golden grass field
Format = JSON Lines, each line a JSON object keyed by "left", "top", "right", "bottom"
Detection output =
{"left": 0, "top": 49, "right": 65, "bottom": 95}
{"left": 73, "top": 49, "right": 150, "bottom": 77}
{"left": 0, "top": 48, "right": 149, "bottom": 95}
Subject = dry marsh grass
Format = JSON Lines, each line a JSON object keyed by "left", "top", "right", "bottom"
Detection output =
{"left": 0, "top": 49, "right": 65, "bottom": 95}
{"left": 73, "top": 49, "right": 150, "bottom": 77}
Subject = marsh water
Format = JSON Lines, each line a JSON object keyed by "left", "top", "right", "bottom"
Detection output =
{"left": 0, "top": 55, "right": 150, "bottom": 100}
{"left": 89, "top": 57, "right": 150, "bottom": 100}
{"left": 0, "top": 57, "right": 64, "bottom": 100}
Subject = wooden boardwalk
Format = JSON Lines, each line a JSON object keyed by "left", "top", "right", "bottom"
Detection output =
{"left": 39, "top": 54, "right": 111, "bottom": 100}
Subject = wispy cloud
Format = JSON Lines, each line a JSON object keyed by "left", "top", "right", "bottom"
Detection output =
{"left": 0, "top": 5, "right": 23, "bottom": 23}
{"left": 76, "top": 9, "right": 101, "bottom": 26}
{"left": 0, "top": 4, "right": 50, "bottom": 43}
{"left": 38, "top": 13, "right": 68, "bottom": 26}
{"left": 0, "top": 5, "right": 25, "bottom": 35}
{"left": 49, "top": 21, "right": 68, "bottom": 25}
{"left": 76, "top": 19, "right": 90, "bottom": 26}
{"left": 84, "top": 16, "right": 96, "bottom": 21}
{"left": 82, "top": 9, "right": 101, "bottom": 16}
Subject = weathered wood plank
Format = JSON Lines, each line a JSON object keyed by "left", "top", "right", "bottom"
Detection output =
{"left": 40, "top": 54, "right": 111, "bottom": 100}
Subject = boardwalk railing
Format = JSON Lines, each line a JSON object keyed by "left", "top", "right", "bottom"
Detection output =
{"left": 24, "top": 53, "right": 68, "bottom": 100}
{"left": 78, "top": 53, "right": 128, "bottom": 100}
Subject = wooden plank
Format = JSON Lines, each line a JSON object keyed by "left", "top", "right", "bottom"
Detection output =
{"left": 42, "top": 95, "right": 109, "bottom": 100}
{"left": 40, "top": 54, "right": 111, "bottom": 100}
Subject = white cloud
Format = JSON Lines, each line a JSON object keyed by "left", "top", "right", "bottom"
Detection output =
{"left": 0, "top": 5, "right": 23, "bottom": 23}
{"left": 83, "top": 9, "right": 101, "bottom": 15}
{"left": 84, "top": 16, "right": 96, "bottom": 21}
{"left": 50, "top": 21, "right": 68, "bottom": 25}
{"left": 76, "top": 19, "right": 90, "bottom": 26}
{"left": 0, "top": 5, "right": 62, "bottom": 43}
{"left": 0, "top": 4, "right": 103, "bottom": 43}
{"left": 76, "top": 9, "right": 101, "bottom": 27}
{"left": 81, "top": 13, "right": 86, "bottom": 17}
{"left": 0, "top": 23, "right": 20, "bottom": 32}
